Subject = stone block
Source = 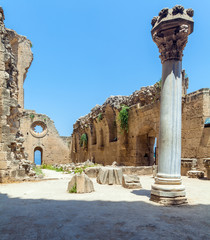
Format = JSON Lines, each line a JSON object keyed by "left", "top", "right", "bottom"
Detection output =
{"left": 67, "top": 173, "right": 94, "bottom": 193}
{"left": 97, "top": 167, "right": 123, "bottom": 185}
{"left": 11, "top": 170, "right": 17, "bottom": 178}
{"left": 0, "top": 160, "right": 7, "bottom": 169}
{"left": 0, "top": 152, "right": 7, "bottom": 161}
{"left": 84, "top": 167, "right": 100, "bottom": 178}
{"left": 122, "top": 174, "right": 142, "bottom": 189}
{"left": 187, "top": 170, "right": 204, "bottom": 179}
{"left": 17, "top": 169, "right": 26, "bottom": 177}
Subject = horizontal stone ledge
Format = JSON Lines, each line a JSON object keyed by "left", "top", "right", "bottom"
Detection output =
{"left": 121, "top": 166, "right": 153, "bottom": 175}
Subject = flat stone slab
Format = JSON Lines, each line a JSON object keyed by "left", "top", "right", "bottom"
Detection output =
{"left": 97, "top": 167, "right": 123, "bottom": 185}
{"left": 122, "top": 174, "right": 142, "bottom": 189}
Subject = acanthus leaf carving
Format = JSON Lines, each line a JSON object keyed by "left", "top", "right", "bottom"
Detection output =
{"left": 152, "top": 24, "right": 189, "bottom": 63}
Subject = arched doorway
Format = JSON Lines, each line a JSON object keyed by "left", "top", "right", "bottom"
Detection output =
{"left": 34, "top": 147, "right": 43, "bottom": 165}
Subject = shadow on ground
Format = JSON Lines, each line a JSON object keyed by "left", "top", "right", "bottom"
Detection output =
{"left": 131, "top": 189, "right": 150, "bottom": 197}
{"left": 0, "top": 193, "right": 210, "bottom": 240}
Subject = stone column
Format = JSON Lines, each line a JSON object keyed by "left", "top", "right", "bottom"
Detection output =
{"left": 150, "top": 6, "right": 194, "bottom": 205}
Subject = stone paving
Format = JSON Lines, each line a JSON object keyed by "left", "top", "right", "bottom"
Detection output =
{"left": 0, "top": 170, "right": 210, "bottom": 240}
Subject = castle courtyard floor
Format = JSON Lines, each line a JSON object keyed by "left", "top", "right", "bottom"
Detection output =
{"left": 0, "top": 170, "right": 210, "bottom": 240}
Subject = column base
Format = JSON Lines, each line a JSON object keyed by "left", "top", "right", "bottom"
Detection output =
{"left": 150, "top": 194, "right": 187, "bottom": 205}
{"left": 150, "top": 183, "right": 187, "bottom": 205}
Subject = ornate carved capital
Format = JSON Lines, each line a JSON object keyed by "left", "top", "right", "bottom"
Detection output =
{"left": 152, "top": 24, "right": 189, "bottom": 63}
{"left": 151, "top": 6, "right": 194, "bottom": 64}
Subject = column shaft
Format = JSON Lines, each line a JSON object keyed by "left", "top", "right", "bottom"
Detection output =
{"left": 158, "top": 60, "right": 182, "bottom": 180}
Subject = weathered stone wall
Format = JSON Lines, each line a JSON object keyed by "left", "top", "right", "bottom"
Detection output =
{"left": 7, "top": 29, "right": 33, "bottom": 109}
{"left": 20, "top": 110, "right": 71, "bottom": 165}
{"left": 0, "top": 7, "right": 72, "bottom": 182}
{"left": 71, "top": 81, "right": 210, "bottom": 171}
{"left": 0, "top": 8, "right": 33, "bottom": 182}
{"left": 182, "top": 88, "right": 210, "bottom": 169}
{"left": 71, "top": 83, "right": 161, "bottom": 166}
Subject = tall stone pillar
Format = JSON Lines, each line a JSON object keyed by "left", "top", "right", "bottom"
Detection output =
{"left": 150, "top": 6, "right": 194, "bottom": 205}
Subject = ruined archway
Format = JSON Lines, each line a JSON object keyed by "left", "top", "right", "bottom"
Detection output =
{"left": 34, "top": 146, "right": 43, "bottom": 165}
{"left": 136, "top": 128, "right": 157, "bottom": 166}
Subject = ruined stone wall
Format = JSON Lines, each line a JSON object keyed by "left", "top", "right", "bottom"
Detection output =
{"left": 20, "top": 110, "right": 71, "bottom": 165}
{"left": 182, "top": 88, "right": 210, "bottom": 169}
{"left": 0, "top": 8, "right": 33, "bottom": 182}
{"left": 71, "top": 81, "right": 210, "bottom": 170}
{"left": 0, "top": 7, "right": 72, "bottom": 182}
{"left": 71, "top": 83, "right": 161, "bottom": 166}
{"left": 7, "top": 29, "right": 33, "bottom": 109}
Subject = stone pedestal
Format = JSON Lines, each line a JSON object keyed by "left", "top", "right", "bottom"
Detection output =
{"left": 150, "top": 6, "right": 194, "bottom": 205}
{"left": 204, "top": 159, "right": 210, "bottom": 180}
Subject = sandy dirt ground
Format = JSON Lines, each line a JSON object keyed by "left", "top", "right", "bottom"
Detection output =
{"left": 0, "top": 170, "right": 210, "bottom": 240}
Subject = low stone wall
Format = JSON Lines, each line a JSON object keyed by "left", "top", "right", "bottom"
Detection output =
{"left": 121, "top": 166, "right": 153, "bottom": 175}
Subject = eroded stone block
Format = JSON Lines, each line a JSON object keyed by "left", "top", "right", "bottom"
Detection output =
{"left": 122, "top": 174, "right": 142, "bottom": 189}
{"left": 97, "top": 167, "right": 123, "bottom": 185}
{"left": 67, "top": 173, "right": 94, "bottom": 193}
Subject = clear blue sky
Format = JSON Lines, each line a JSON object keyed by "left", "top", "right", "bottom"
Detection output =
{"left": 1, "top": 0, "right": 210, "bottom": 136}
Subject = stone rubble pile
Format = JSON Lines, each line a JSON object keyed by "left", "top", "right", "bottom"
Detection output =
{"left": 52, "top": 159, "right": 99, "bottom": 173}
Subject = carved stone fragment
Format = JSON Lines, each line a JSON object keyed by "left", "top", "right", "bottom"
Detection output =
{"left": 122, "top": 174, "right": 142, "bottom": 189}
{"left": 186, "top": 8, "right": 194, "bottom": 17}
{"left": 158, "top": 8, "right": 169, "bottom": 19}
{"left": 172, "top": 5, "right": 184, "bottom": 15}
{"left": 97, "top": 167, "right": 123, "bottom": 185}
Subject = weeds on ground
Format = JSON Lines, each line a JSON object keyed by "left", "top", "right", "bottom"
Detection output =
{"left": 33, "top": 166, "right": 44, "bottom": 176}
{"left": 74, "top": 164, "right": 99, "bottom": 174}
{"left": 40, "top": 163, "right": 99, "bottom": 174}
{"left": 41, "top": 164, "right": 71, "bottom": 173}
{"left": 69, "top": 184, "right": 77, "bottom": 193}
